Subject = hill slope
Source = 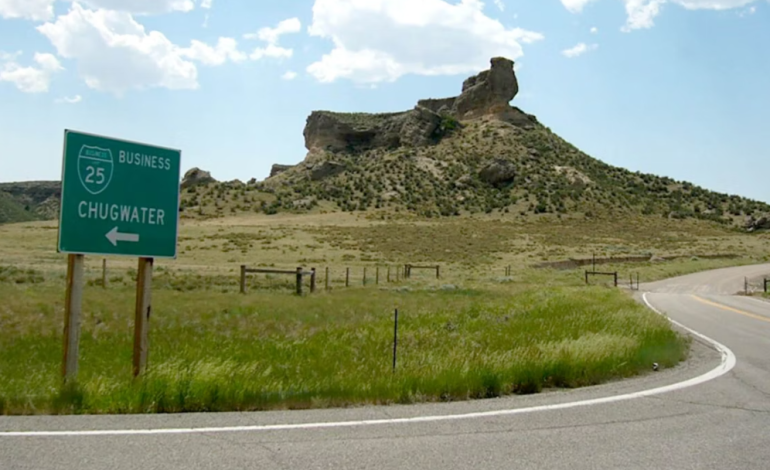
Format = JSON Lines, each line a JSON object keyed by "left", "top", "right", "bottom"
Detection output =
{"left": 227, "top": 56, "right": 767, "bottom": 228}
{"left": 0, "top": 191, "right": 39, "bottom": 224}
{"left": 3, "top": 57, "right": 769, "bottom": 231}
{"left": 0, "top": 181, "right": 60, "bottom": 224}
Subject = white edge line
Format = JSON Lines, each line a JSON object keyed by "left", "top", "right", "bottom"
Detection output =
{"left": 0, "top": 292, "right": 736, "bottom": 438}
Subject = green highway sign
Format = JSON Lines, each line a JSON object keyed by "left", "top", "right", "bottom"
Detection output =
{"left": 57, "top": 130, "right": 182, "bottom": 258}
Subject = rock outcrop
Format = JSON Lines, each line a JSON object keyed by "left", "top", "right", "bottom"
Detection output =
{"left": 745, "top": 215, "right": 770, "bottom": 232}
{"left": 303, "top": 108, "right": 442, "bottom": 153}
{"left": 479, "top": 159, "right": 516, "bottom": 187}
{"left": 181, "top": 167, "right": 216, "bottom": 188}
{"left": 309, "top": 161, "right": 346, "bottom": 181}
{"left": 302, "top": 57, "right": 535, "bottom": 155}
{"left": 270, "top": 164, "right": 294, "bottom": 177}
{"left": 455, "top": 57, "right": 519, "bottom": 119}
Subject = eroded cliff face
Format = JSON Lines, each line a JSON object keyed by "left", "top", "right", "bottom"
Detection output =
{"left": 420, "top": 56, "right": 519, "bottom": 120}
{"left": 300, "top": 56, "right": 537, "bottom": 156}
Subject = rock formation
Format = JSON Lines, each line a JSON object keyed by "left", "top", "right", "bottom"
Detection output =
{"left": 418, "top": 56, "right": 519, "bottom": 120}
{"left": 300, "top": 57, "right": 537, "bottom": 156}
{"left": 309, "top": 161, "right": 346, "bottom": 181}
{"left": 745, "top": 214, "right": 770, "bottom": 232}
{"left": 478, "top": 159, "right": 516, "bottom": 188}
{"left": 181, "top": 167, "right": 216, "bottom": 188}
{"left": 302, "top": 109, "right": 440, "bottom": 153}
{"left": 270, "top": 164, "right": 294, "bottom": 177}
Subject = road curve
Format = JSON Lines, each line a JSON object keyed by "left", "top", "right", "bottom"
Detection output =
{"left": 2, "top": 264, "right": 770, "bottom": 469}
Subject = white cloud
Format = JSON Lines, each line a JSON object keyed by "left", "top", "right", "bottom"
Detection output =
{"left": 36, "top": 3, "right": 246, "bottom": 94}
{"left": 201, "top": 0, "right": 213, "bottom": 8}
{"left": 1, "top": 0, "right": 198, "bottom": 20}
{"left": 0, "top": 0, "right": 55, "bottom": 21}
{"left": 621, "top": 0, "right": 666, "bottom": 31}
{"left": 560, "top": 0, "right": 598, "bottom": 13}
{"left": 180, "top": 37, "right": 246, "bottom": 65}
{"left": 282, "top": 70, "right": 298, "bottom": 80}
{"left": 0, "top": 50, "right": 22, "bottom": 61}
{"left": 674, "top": 0, "right": 756, "bottom": 9}
{"left": 250, "top": 44, "right": 294, "bottom": 60}
{"left": 56, "top": 94, "right": 82, "bottom": 103}
{"left": 245, "top": 17, "right": 301, "bottom": 43}
{"left": 590, "top": 26, "right": 598, "bottom": 33}
{"left": 561, "top": 0, "right": 762, "bottom": 31}
{"left": 75, "top": 0, "right": 195, "bottom": 15}
{"left": 493, "top": 0, "right": 505, "bottom": 10}
{"left": 562, "top": 42, "right": 598, "bottom": 58}
{"left": 0, "top": 52, "right": 63, "bottom": 92}
{"left": 243, "top": 17, "right": 301, "bottom": 61}
{"left": 306, "top": 0, "right": 543, "bottom": 84}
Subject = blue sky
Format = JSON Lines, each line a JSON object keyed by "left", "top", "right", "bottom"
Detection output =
{"left": 1, "top": 0, "right": 768, "bottom": 203}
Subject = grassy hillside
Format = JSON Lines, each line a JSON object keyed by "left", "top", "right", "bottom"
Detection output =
{"left": 0, "top": 182, "right": 59, "bottom": 224}
{"left": 0, "top": 191, "right": 39, "bottom": 224}
{"left": 4, "top": 117, "right": 768, "bottom": 229}
{"left": 179, "top": 118, "right": 769, "bottom": 227}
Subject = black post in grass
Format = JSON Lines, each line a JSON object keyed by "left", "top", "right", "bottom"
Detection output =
{"left": 392, "top": 308, "right": 399, "bottom": 372}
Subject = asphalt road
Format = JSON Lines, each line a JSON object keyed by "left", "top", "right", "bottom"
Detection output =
{"left": 3, "top": 264, "right": 770, "bottom": 469}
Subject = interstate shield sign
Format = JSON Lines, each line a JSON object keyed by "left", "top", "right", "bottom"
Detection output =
{"left": 77, "top": 145, "right": 114, "bottom": 195}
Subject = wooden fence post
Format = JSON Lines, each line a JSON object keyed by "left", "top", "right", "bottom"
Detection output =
{"left": 310, "top": 268, "right": 316, "bottom": 293}
{"left": 102, "top": 258, "right": 107, "bottom": 289}
{"left": 296, "top": 267, "right": 303, "bottom": 296}
{"left": 585, "top": 270, "right": 589, "bottom": 284}
{"left": 436, "top": 265, "right": 440, "bottom": 279}
{"left": 614, "top": 272, "right": 618, "bottom": 287}
{"left": 765, "top": 278, "right": 768, "bottom": 293}
{"left": 240, "top": 264, "right": 247, "bottom": 294}
{"left": 346, "top": 267, "right": 350, "bottom": 287}
{"left": 325, "top": 267, "right": 330, "bottom": 291}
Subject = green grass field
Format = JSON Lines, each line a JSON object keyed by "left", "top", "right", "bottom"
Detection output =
{"left": 0, "top": 278, "right": 687, "bottom": 415}
{"left": 1, "top": 212, "right": 768, "bottom": 415}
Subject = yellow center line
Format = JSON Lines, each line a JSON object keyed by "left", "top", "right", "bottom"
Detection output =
{"left": 691, "top": 295, "right": 770, "bottom": 324}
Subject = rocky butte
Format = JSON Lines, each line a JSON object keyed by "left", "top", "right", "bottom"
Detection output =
{"left": 300, "top": 57, "right": 537, "bottom": 156}
{"left": 188, "top": 56, "right": 770, "bottom": 229}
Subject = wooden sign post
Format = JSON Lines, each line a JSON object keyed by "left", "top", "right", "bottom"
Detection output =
{"left": 62, "top": 254, "right": 84, "bottom": 382}
{"left": 133, "top": 257, "right": 153, "bottom": 378}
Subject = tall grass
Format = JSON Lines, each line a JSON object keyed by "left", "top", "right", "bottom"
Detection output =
{"left": 0, "top": 281, "right": 687, "bottom": 415}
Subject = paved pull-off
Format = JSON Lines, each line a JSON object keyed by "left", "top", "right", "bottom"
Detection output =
{"left": 3, "top": 264, "right": 770, "bottom": 469}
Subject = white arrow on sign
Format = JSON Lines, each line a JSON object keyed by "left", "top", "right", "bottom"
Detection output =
{"left": 106, "top": 227, "right": 140, "bottom": 246}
